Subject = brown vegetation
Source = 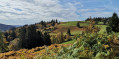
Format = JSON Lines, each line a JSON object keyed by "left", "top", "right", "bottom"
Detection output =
{"left": 0, "top": 44, "right": 71, "bottom": 59}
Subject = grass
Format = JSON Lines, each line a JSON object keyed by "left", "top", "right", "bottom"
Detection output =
{"left": 96, "top": 25, "right": 107, "bottom": 34}
{"left": 71, "top": 31, "right": 82, "bottom": 35}
{"left": 60, "top": 21, "right": 89, "bottom": 27}
{"left": 98, "top": 22, "right": 104, "bottom": 25}
{"left": 60, "top": 21, "right": 77, "bottom": 26}
{"left": 62, "top": 39, "right": 76, "bottom": 44}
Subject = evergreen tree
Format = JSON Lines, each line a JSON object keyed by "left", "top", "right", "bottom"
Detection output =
{"left": 95, "top": 19, "right": 99, "bottom": 24}
{"left": 106, "top": 27, "right": 112, "bottom": 34}
{"left": 11, "top": 30, "right": 16, "bottom": 39}
{"left": 0, "top": 31, "right": 8, "bottom": 52}
{"left": 19, "top": 26, "right": 27, "bottom": 48}
{"left": 67, "top": 28, "right": 71, "bottom": 36}
{"left": 43, "top": 32, "right": 51, "bottom": 45}
{"left": 4, "top": 32, "right": 8, "bottom": 40}
{"left": 77, "top": 22, "right": 80, "bottom": 28}
{"left": 52, "top": 22, "right": 55, "bottom": 26}
{"left": 19, "top": 25, "right": 51, "bottom": 49}
{"left": 56, "top": 19, "right": 58, "bottom": 23}
{"left": 109, "top": 13, "right": 119, "bottom": 32}
{"left": 103, "top": 19, "right": 107, "bottom": 25}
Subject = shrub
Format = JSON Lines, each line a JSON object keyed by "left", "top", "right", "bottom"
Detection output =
{"left": 65, "top": 34, "right": 71, "bottom": 41}
{"left": 8, "top": 38, "right": 21, "bottom": 51}
{"left": 85, "top": 20, "right": 100, "bottom": 33}
{"left": 38, "top": 33, "right": 119, "bottom": 59}
{"left": 56, "top": 32, "right": 64, "bottom": 43}
{"left": 106, "top": 27, "right": 112, "bottom": 34}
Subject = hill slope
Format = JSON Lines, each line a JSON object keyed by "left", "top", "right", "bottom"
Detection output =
{"left": 0, "top": 44, "right": 71, "bottom": 59}
{"left": 0, "top": 23, "right": 15, "bottom": 31}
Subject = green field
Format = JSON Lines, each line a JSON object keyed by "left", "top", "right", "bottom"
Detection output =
{"left": 61, "top": 39, "right": 76, "bottom": 44}
{"left": 60, "top": 21, "right": 78, "bottom": 26}
{"left": 58, "top": 21, "right": 108, "bottom": 44}
{"left": 60, "top": 21, "right": 89, "bottom": 27}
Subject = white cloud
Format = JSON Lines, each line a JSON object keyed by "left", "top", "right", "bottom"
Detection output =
{"left": 0, "top": 0, "right": 80, "bottom": 25}
{"left": 79, "top": 8, "right": 106, "bottom": 12}
{"left": 0, "top": 0, "right": 118, "bottom": 25}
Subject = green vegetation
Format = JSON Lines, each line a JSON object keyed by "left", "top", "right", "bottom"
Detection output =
{"left": 60, "top": 21, "right": 78, "bottom": 26}
{"left": 108, "top": 13, "right": 119, "bottom": 32}
{"left": 67, "top": 28, "right": 71, "bottom": 36}
{"left": 0, "top": 31, "right": 8, "bottom": 52}
{"left": 77, "top": 21, "right": 80, "bottom": 28}
{"left": 36, "top": 32, "right": 119, "bottom": 59}
{"left": 62, "top": 39, "right": 76, "bottom": 44}
{"left": 96, "top": 25, "right": 107, "bottom": 33}
{"left": 1, "top": 13, "right": 119, "bottom": 59}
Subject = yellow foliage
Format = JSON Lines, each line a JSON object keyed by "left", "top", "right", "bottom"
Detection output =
{"left": 0, "top": 44, "right": 71, "bottom": 59}
{"left": 103, "top": 45, "right": 109, "bottom": 49}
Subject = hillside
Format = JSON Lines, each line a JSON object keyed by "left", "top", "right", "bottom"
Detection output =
{"left": 0, "top": 23, "right": 15, "bottom": 31}
{"left": 0, "top": 44, "right": 71, "bottom": 59}
{"left": 1, "top": 15, "right": 119, "bottom": 59}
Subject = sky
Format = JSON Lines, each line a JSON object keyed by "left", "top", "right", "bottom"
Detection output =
{"left": 0, "top": 0, "right": 118, "bottom": 25}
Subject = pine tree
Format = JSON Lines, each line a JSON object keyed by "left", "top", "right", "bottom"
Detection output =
{"left": 56, "top": 19, "right": 58, "bottom": 23}
{"left": 0, "top": 31, "right": 8, "bottom": 52}
{"left": 19, "top": 27, "right": 27, "bottom": 48}
{"left": 103, "top": 19, "right": 107, "bottom": 25}
{"left": 95, "top": 19, "right": 98, "bottom": 24}
{"left": 109, "top": 13, "right": 119, "bottom": 32}
{"left": 43, "top": 32, "right": 51, "bottom": 45}
{"left": 19, "top": 25, "right": 51, "bottom": 49}
{"left": 11, "top": 30, "right": 16, "bottom": 39}
{"left": 67, "top": 28, "right": 71, "bottom": 36}
{"left": 77, "top": 22, "right": 80, "bottom": 28}
{"left": 52, "top": 22, "right": 55, "bottom": 26}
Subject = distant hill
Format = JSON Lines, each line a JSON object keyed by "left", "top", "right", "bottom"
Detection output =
{"left": 13, "top": 25, "right": 23, "bottom": 27}
{"left": 0, "top": 23, "right": 15, "bottom": 31}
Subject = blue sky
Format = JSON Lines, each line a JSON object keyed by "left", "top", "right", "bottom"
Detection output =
{"left": 0, "top": 0, "right": 118, "bottom": 25}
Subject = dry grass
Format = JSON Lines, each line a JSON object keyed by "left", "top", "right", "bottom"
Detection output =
{"left": 0, "top": 44, "right": 71, "bottom": 59}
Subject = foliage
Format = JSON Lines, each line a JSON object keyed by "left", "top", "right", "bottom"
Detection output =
{"left": 51, "top": 32, "right": 73, "bottom": 44}
{"left": 67, "top": 28, "right": 71, "bottom": 36}
{"left": 8, "top": 38, "right": 21, "bottom": 51}
{"left": 77, "top": 21, "right": 80, "bottom": 27}
{"left": 56, "top": 32, "right": 64, "bottom": 43}
{"left": 106, "top": 27, "right": 112, "bottom": 34}
{"left": 0, "top": 31, "right": 8, "bottom": 52}
{"left": 19, "top": 25, "right": 51, "bottom": 49}
{"left": 86, "top": 17, "right": 110, "bottom": 25}
{"left": 109, "top": 13, "right": 119, "bottom": 32}
{"left": 85, "top": 20, "right": 100, "bottom": 33}
{"left": 37, "top": 32, "right": 119, "bottom": 59}
{"left": 65, "top": 34, "right": 71, "bottom": 41}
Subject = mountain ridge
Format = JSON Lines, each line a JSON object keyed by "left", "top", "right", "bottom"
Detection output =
{"left": 0, "top": 23, "right": 15, "bottom": 31}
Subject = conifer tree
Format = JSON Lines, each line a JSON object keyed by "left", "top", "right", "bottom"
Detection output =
{"left": 109, "top": 13, "right": 119, "bottom": 32}
{"left": 0, "top": 31, "right": 8, "bottom": 52}
{"left": 77, "top": 22, "right": 80, "bottom": 28}
{"left": 19, "top": 25, "right": 51, "bottom": 49}
{"left": 67, "top": 28, "right": 71, "bottom": 36}
{"left": 43, "top": 32, "right": 51, "bottom": 45}
{"left": 56, "top": 19, "right": 58, "bottom": 23}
